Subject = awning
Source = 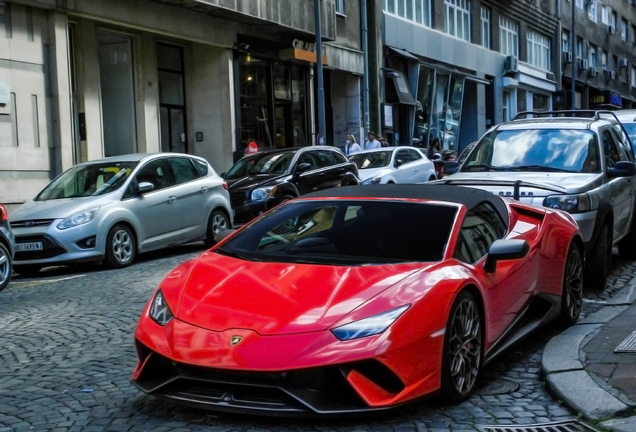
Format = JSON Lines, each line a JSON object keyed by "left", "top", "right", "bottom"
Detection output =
{"left": 388, "top": 47, "right": 419, "bottom": 61}
{"left": 385, "top": 70, "right": 416, "bottom": 105}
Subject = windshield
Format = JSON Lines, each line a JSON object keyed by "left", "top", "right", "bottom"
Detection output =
{"left": 225, "top": 152, "right": 296, "bottom": 179}
{"left": 217, "top": 200, "right": 457, "bottom": 265}
{"left": 349, "top": 151, "right": 393, "bottom": 169}
{"left": 623, "top": 123, "right": 636, "bottom": 147}
{"left": 36, "top": 162, "right": 138, "bottom": 201}
{"left": 461, "top": 129, "right": 601, "bottom": 174}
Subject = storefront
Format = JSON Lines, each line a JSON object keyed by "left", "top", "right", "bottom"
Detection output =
{"left": 589, "top": 89, "right": 623, "bottom": 110}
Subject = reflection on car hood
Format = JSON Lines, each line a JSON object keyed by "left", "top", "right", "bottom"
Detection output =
{"left": 450, "top": 172, "right": 602, "bottom": 195}
{"left": 226, "top": 173, "right": 288, "bottom": 191}
{"left": 177, "top": 251, "right": 428, "bottom": 335}
{"left": 358, "top": 167, "right": 392, "bottom": 181}
{"left": 11, "top": 195, "right": 115, "bottom": 221}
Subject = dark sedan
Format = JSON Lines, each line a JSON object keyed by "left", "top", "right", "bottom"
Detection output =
{"left": 224, "top": 147, "right": 359, "bottom": 224}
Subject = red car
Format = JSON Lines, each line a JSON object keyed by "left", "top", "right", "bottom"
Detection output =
{"left": 132, "top": 185, "right": 583, "bottom": 415}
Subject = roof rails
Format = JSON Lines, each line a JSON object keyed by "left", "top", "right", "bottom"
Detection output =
{"left": 513, "top": 110, "right": 625, "bottom": 121}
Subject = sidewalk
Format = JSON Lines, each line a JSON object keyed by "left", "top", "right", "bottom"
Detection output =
{"left": 542, "top": 282, "right": 636, "bottom": 432}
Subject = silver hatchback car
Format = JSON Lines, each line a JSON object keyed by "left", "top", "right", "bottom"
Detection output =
{"left": 10, "top": 153, "right": 232, "bottom": 275}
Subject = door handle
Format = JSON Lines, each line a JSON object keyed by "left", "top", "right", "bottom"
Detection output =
{"left": 200, "top": 186, "right": 209, "bottom": 194}
{"left": 167, "top": 196, "right": 177, "bottom": 203}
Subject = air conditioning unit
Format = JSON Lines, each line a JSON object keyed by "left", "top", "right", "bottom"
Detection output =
{"left": 607, "top": 24, "right": 616, "bottom": 34}
{"left": 578, "top": 58, "right": 588, "bottom": 70}
{"left": 589, "top": 67, "right": 598, "bottom": 77}
{"left": 619, "top": 58, "right": 629, "bottom": 68}
{"left": 563, "top": 51, "right": 574, "bottom": 64}
{"left": 504, "top": 55, "right": 519, "bottom": 75}
{"left": 606, "top": 70, "right": 617, "bottom": 81}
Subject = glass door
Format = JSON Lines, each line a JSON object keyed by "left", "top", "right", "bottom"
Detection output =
{"left": 157, "top": 43, "right": 187, "bottom": 153}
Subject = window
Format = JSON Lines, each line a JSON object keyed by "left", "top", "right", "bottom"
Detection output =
{"left": 588, "top": 0, "right": 597, "bottom": 22}
{"left": 335, "top": 0, "right": 345, "bottom": 15}
{"left": 408, "top": 149, "right": 423, "bottom": 161}
{"left": 632, "top": 66, "right": 636, "bottom": 87}
{"left": 0, "top": 4, "right": 11, "bottom": 39}
{"left": 481, "top": 7, "right": 490, "bottom": 48}
{"left": 622, "top": 19, "right": 629, "bottom": 41}
{"left": 611, "top": 10, "right": 618, "bottom": 29}
{"left": 445, "top": 0, "right": 471, "bottom": 41}
{"left": 499, "top": 16, "right": 519, "bottom": 57}
{"left": 562, "top": 29, "right": 570, "bottom": 53}
{"left": 384, "top": 0, "right": 432, "bottom": 26}
{"left": 527, "top": 30, "right": 551, "bottom": 71}
{"left": 575, "top": 0, "right": 584, "bottom": 9}
{"left": 576, "top": 37, "right": 584, "bottom": 59}
{"left": 601, "top": 50, "right": 608, "bottom": 69}
{"left": 602, "top": 129, "right": 622, "bottom": 167}
{"left": 395, "top": 149, "right": 413, "bottom": 163}
{"left": 315, "top": 150, "right": 337, "bottom": 168}
{"left": 454, "top": 203, "right": 506, "bottom": 263}
{"left": 193, "top": 159, "right": 209, "bottom": 177}
{"left": 168, "top": 157, "right": 198, "bottom": 184}
{"left": 136, "top": 159, "right": 173, "bottom": 192}
{"left": 602, "top": 5, "right": 611, "bottom": 25}
{"left": 632, "top": 24, "right": 636, "bottom": 45}
{"left": 589, "top": 43, "right": 598, "bottom": 68}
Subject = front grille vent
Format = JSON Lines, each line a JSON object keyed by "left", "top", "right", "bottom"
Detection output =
{"left": 478, "top": 420, "right": 601, "bottom": 432}
{"left": 11, "top": 219, "right": 55, "bottom": 228}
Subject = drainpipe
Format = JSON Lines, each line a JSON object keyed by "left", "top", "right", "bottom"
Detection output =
{"left": 361, "top": 0, "right": 370, "bottom": 135}
{"left": 571, "top": 0, "right": 577, "bottom": 109}
{"left": 315, "top": 0, "right": 327, "bottom": 145}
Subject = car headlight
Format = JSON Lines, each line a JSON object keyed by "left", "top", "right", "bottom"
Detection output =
{"left": 543, "top": 194, "right": 591, "bottom": 214}
{"left": 251, "top": 186, "right": 277, "bottom": 201}
{"left": 149, "top": 290, "right": 174, "bottom": 326}
{"left": 57, "top": 207, "right": 100, "bottom": 230}
{"left": 362, "top": 177, "right": 382, "bottom": 185}
{"left": 330, "top": 305, "right": 410, "bottom": 341}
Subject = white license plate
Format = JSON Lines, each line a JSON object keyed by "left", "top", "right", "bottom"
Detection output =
{"left": 15, "top": 242, "right": 43, "bottom": 252}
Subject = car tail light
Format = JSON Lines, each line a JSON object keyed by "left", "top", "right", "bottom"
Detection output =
{"left": 0, "top": 205, "right": 7, "bottom": 222}
{"left": 222, "top": 181, "right": 228, "bottom": 191}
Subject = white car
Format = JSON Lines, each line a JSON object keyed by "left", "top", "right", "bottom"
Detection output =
{"left": 349, "top": 147, "right": 437, "bottom": 185}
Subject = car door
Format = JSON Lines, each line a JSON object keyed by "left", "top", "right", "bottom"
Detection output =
{"left": 408, "top": 149, "right": 428, "bottom": 182}
{"left": 166, "top": 156, "right": 210, "bottom": 241}
{"left": 602, "top": 128, "right": 634, "bottom": 239}
{"left": 293, "top": 151, "right": 322, "bottom": 195}
{"left": 132, "top": 158, "right": 181, "bottom": 250}
{"left": 393, "top": 149, "right": 414, "bottom": 183}
{"left": 314, "top": 149, "right": 342, "bottom": 189}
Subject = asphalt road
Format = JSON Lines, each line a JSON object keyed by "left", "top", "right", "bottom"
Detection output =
{"left": 0, "top": 244, "right": 632, "bottom": 432}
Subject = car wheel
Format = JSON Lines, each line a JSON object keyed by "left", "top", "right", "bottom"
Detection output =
{"left": 429, "top": 175, "right": 437, "bottom": 182}
{"left": 105, "top": 224, "right": 136, "bottom": 268}
{"left": 441, "top": 290, "right": 482, "bottom": 402}
{"left": 558, "top": 243, "right": 584, "bottom": 327}
{"left": 204, "top": 210, "right": 230, "bottom": 248}
{"left": 0, "top": 243, "right": 12, "bottom": 291}
{"left": 13, "top": 265, "right": 43, "bottom": 277}
{"left": 618, "top": 212, "right": 636, "bottom": 259}
{"left": 584, "top": 224, "right": 611, "bottom": 290}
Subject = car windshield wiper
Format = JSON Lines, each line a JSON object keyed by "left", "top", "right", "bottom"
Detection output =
{"left": 508, "top": 165, "right": 577, "bottom": 173}
{"left": 461, "top": 164, "right": 512, "bottom": 172}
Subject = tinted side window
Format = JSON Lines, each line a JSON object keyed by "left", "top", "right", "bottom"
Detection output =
{"left": 332, "top": 150, "right": 347, "bottom": 164}
{"left": 315, "top": 150, "right": 337, "bottom": 168}
{"left": 193, "top": 159, "right": 209, "bottom": 177}
{"left": 396, "top": 150, "right": 411, "bottom": 163}
{"left": 455, "top": 203, "right": 506, "bottom": 263}
{"left": 602, "top": 129, "right": 622, "bottom": 167}
{"left": 409, "top": 149, "right": 423, "bottom": 161}
{"left": 136, "top": 159, "right": 173, "bottom": 191}
{"left": 297, "top": 152, "right": 319, "bottom": 170}
{"left": 609, "top": 127, "right": 632, "bottom": 162}
{"left": 168, "top": 157, "right": 199, "bottom": 184}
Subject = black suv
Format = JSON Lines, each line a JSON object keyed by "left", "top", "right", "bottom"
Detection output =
{"left": 0, "top": 204, "right": 15, "bottom": 291}
{"left": 224, "top": 147, "right": 359, "bottom": 224}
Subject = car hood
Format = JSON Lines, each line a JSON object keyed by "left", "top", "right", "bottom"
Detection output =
{"left": 358, "top": 167, "right": 392, "bottom": 181}
{"left": 450, "top": 171, "right": 602, "bottom": 195}
{"left": 226, "top": 174, "right": 288, "bottom": 191}
{"left": 10, "top": 195, "right": 115, "bottom": 221}
{"left": 177, "top": 251, "right": 428, "bottom": 335}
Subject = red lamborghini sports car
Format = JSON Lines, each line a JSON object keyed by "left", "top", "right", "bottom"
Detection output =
{"left": 132, "top": 184, "right": 583, "bottom": 415}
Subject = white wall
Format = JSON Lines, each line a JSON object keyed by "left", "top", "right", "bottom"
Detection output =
{"left": 331, "top": 71, "right": 362, "bottom": 147}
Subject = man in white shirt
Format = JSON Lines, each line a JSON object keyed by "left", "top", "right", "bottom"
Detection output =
{"left": 365, "top": 131, "right": 381, "bottom": 150}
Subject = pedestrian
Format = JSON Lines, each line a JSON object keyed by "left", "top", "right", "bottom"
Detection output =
{"left": 428, "top": 137, "right": 442, "bottom": 160}
{"left": 365, "top": 131, "right": 382, "bottom": 150}
{"left": 246, "top": 140, "right": 259, "bottom": 155}
{"left": 344, "top": 134, "right": 362, "bottom": 156}
{"left": 377, "top": 135, "right": 389, "bottom": 147}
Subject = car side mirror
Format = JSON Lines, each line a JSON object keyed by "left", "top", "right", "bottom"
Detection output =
{"left": 138, "top": 182, "right": 154, "bottom": 194}
{"left": 395, "top": 159, "right": 404, "bottom": 168}
{"left": 220, "top": 172, "right": 226, "bottom": 178}
{"left": 444, "top": 161, "right": 460, "bottom": 176}
{"left": 294, "top": 162, "right": 312, "bottom": 175}
{"left": 608, "top": 161, "right": 636, "bottom": 178}
{"left": 484, "top": 239, "right": 529, "bottom": 273}
{"left": 214, "top": 228, "right": 236, "bottom": 244}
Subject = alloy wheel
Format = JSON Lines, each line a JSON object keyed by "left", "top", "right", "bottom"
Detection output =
{"left": 0, "top": 246, "right": 9, "bottom": 287}
{"left": 448, "top": 297, "right": 482, "bottom": 395}
{"left": 112, "top": 229, "right": 133, "bottom": 264}
{"left": 564, "top": 248, "right": 584, "bottom": 320}
{"left": 212, "top": 213, "right": 228, "bottom": 236}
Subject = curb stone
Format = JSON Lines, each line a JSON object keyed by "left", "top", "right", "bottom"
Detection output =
{"left": 600, "top": 415, "right": 636, "bottom": 432}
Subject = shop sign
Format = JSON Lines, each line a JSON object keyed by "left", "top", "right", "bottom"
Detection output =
{"left": 383, "top": 104, "right": 393, "bottom": 128}
{"left": 590, "top": 90, "right": 622, "bottom": 108}
{"left": 280, "top": 39, "right": 328, "bottom": 64}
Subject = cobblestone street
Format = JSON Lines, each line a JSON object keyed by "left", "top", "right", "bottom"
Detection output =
{"left": 1, "top": 244, "right": 634, "bottom": 432}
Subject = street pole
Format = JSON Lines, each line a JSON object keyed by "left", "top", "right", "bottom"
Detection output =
{"left": 315, "top": 0, "right": 327, "bottom": 145}
{"left": 571, "top": 0, "right": 577, "bottom": 110}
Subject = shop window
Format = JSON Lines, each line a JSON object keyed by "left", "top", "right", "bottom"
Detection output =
{"left": 480, "top": 7, "right": 490, "bottom": 49}
{"left": 157, "top": 43, "right": 187, "bottom": 153}
{"left": 413, "top": 66, "right": 434, "bottom": 148}
{"left": 98, "top": 32, "right": 138, "bottom": 157}
{"left": 0, "top": 3, "right": 11, "bottom": 39}
{"left": 527, "top": 30, "right": 551, "bottom": 71}
{"left": 517, "top": 89, "right": 527, "bottom": 114}
{"left": 445, "top": 0, "right": 471, "bottom": 42}
{"left": 499, "top": 16, "right": 518, "bottom": 57}
{"left": 384, "top": 0, "right": 431, "bottom": 27}
{"left": 533, "top": 93, "right": 549, "bottom": 111}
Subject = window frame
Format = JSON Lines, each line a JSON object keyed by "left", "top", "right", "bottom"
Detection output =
{"left": 527, "top": 29, "right": 551, "bottom": 71}
{"left": 335, "top": 0, "right": 345, "bottom": 15}
{"left": 480, "top": 7, "right": 491, "bottom": 49}
{"left": 499, "top": 15, "right": 519, "bottom": 57}
{"left": 167, "top": 157, "right": 200, "bottom": 185}
{"left": 444, "top": 0, "right": 471, "bottom": 42}
{"left": 384, "top": 0, "right": 432, "bottom": 27}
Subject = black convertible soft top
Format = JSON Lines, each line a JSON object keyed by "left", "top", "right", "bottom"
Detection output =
{"left": 304, "top": 184, "right": 509, "bottom": 228}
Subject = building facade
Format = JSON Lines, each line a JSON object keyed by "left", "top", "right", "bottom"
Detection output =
{"left": 369, "top": 0, "right": 560, "bottom": 154}
{"left": 0, "top": 0, "right": 364, "bottom": 212}
{"left": 559, "top": 0, "right": 636, "bottom": 110}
